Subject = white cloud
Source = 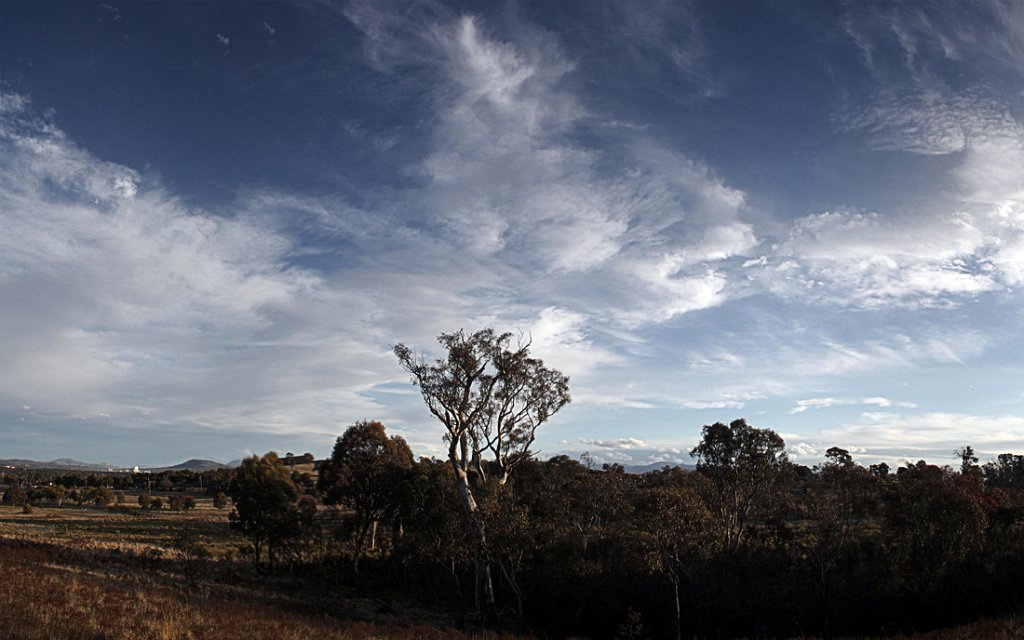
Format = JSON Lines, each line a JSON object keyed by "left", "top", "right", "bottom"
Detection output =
{"left": 375, "top": 13, "right": 760, "bottom": 328}
{"left": 757, "top": 210, "right": 1004, "bottom": 309}
{"left": 578, "top": 437, "right": 647, "bottom": 450}
{"left": 821, "top": 411, "right": 1024, "bottom": 462}
{"left": 789, "top": 396, "right": 916, "bottom": 415}
{"left": 0, "top": 92, "right": 415, "bottom": 439}
{"left": 837, "top": 91, "right": 1018, "bottom": 156}
{"left": 679, "top": 399, "right": 745, "bottom": 410}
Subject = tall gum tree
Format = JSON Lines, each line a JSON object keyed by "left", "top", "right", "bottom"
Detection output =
{"left": 690, "top": 419, "right": 788, "bottom": 553}
{"left": 395, "top": 328, "right": 570, "bottom": 624}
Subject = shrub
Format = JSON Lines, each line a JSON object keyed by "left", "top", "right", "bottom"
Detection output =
{"left": 213, "top": 492, "right": 228, "bottom": 509}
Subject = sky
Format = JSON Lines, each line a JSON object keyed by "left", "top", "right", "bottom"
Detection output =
{"left": 3, "top": 1, "right": 1024, "bottom": 469}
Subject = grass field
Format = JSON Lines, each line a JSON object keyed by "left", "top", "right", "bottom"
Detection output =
{"left": 0, "top": 500, "right": 505, "bottom": 640}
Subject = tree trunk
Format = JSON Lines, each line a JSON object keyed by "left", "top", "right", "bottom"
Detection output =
{"left": 370, "top": 519, "right": 378, "bottom": 550}
{"left": 450, "top": 458, "right": 497, "bottom": 627}
{"left": 353, "top": 519, "right": 370, "bottom": 573}
{"left": 499, "top": 557, "right": 525, "bottom": 626}
{"left": 672, "top": 573, "right": 681, "bottom": 640}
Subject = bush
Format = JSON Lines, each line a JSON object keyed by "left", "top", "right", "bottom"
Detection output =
{"left": 22, "top": 503, "right": 33, "bottom": 514}
{"left": 92, "top": 487, "right": 115, "bottom": 506}
{"left": 2, "top": 483, "right": 27, "bottom": 507}
{"left": 213, "top": 492, "right": 228, "bottom": 509}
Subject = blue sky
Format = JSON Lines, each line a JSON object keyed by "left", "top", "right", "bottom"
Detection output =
{"left": 3, "top": 1, "right": 1024, "bottom": 468}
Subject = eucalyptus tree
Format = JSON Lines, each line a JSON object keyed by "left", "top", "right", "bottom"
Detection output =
{"left": 690, "top": 419, "right": 788, "bottom": 552}
{"left": 228, "top": 452, "right": 300, "bottom": 567}
{"left": 637, "top": 483, "right": 713, "bottom": 640}
{"left": 395, "top": 328, "right": 570, "bottom": 624}
{"left": 318, "top": 420, "right": 414, "bottom": 571}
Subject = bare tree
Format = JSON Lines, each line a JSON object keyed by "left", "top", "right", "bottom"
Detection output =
{"left": 395, "top": 328, "right": 569, "bottom": 625}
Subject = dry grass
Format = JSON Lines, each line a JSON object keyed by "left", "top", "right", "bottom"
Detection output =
{"left": 0, "top": 543, "right": 480, "bottom": 639}
{"left": 0, "top": 500, "right": 236, "bottom": 558}
{"left": 0, "top": 503, "right": 511, "bottom": 640}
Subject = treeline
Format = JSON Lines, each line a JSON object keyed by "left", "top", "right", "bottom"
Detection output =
{"left": 210, "top": 419, "right": 1024, "bottom": 639}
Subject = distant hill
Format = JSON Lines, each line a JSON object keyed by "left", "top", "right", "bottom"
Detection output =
{"left": 0, "top": 458, "right": 120, "bottom": 471}
{"left": 152, "top": 459, "right": 231, "bottom": 472}
{"left": 0, "top": 457, "right": 234, "bottom": 472}
{"left": 623, "top": 462, "right": 696, "bottom": 474}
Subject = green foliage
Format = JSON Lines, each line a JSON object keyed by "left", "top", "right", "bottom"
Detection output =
{"left": 319, "top": 420, "right": 414, "bottom": 570}
{"left": 228, "top": 452, "right": 300, "bottom": 567}
{"left": 2, "top": 482, "right": 27, "bottom": 507}
{"left": 690, "top": 419, "right": 788, "bottom": 551}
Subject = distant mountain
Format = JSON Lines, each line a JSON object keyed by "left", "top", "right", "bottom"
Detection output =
{"left": 226, "top": 459, "right": 244, "bottom": 468}
{"left": 0, "top": 458, "right": 120, "bottom": 471}
{"left": 152, "top": 459, "right": 231, "bottom": 472}
{"left": 0, "top": 457, "right": 234, "bottom": 472}
{"left": 622, "top": 462, "right": 696, "bottom": 474}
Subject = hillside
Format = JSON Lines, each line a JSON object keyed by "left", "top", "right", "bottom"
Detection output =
{"left": 152, "top": 459, "right": 231, "bottom": 472}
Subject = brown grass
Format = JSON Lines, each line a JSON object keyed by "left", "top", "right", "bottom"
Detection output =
{"left": 0, "top": 503, "right": 511, "bottom": 640}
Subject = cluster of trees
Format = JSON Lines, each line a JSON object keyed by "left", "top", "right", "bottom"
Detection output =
{"left": 215, "top": 329, "right": 1024, "bottom": 637}
{"left": 221, "top": 422, "right": 1024, "bottom": 638}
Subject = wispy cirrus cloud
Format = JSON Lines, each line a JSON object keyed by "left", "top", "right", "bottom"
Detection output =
{"left": 340, "top": 8, "right": 762, "bottom": 331}
{"left": 789, "top": 396, "right": 916, "bottom": 415}
{"left": 0, "top": 93, "right": 415, "bottom": 450}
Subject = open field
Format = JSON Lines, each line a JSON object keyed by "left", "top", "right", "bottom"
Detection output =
{"left": 0, "top": 502, "right": 510, "bottom": 640}
{"left": 0, "top": 497, "right": 235, "bottom": 558}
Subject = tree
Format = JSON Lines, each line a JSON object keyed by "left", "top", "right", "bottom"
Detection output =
{"left": 228, "top": 452, "right": 300, "bottom": 567}
{"left": 2, "top": 482, "right": 27, "bottom": 507}
{"left": 637, "top": 483, "right": 713, "bottom": 640}
{"left": 955, "top": 445, "right": 980, "bottom": 476}
{"left": 91, "top": 486, "right": 115, "bottom": 506}
{"left": 824, "top": 447, "right": 853, "bottom": 467}
{"left": 318, "top": 420, "right": 414, "bottom": 571}
{"left": 690, "top": 418, "right": 788, "bottom": 552}
{"left": 395, "top": 328, "right": 570, "bottom": 624}
{"left": 213, "top": 491, "right": 229, "bottom": 509}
